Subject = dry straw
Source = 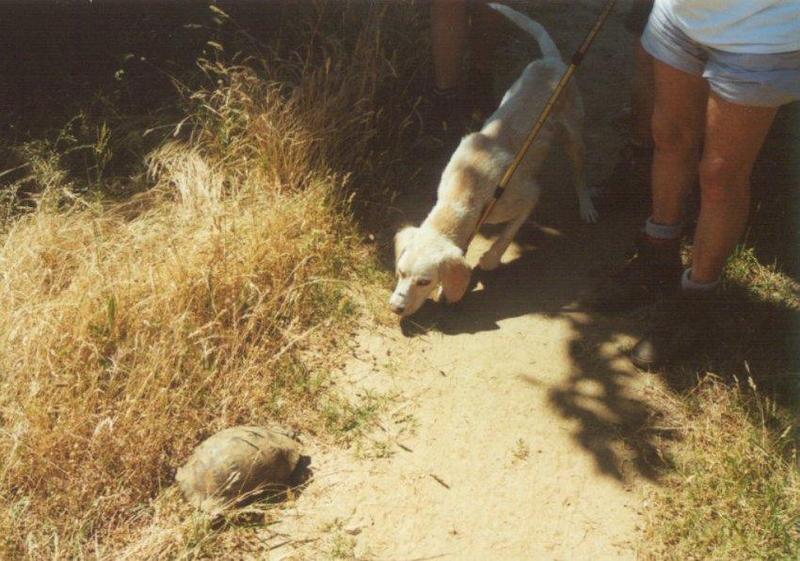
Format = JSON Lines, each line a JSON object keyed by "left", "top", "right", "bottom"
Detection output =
{"left": 0, "top": 2, "right": 422, "bottom": 558}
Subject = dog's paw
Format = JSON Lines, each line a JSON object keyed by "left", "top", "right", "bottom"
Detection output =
{"left": 478, "top": 251, "right": 502, "bottom": 271}
{"left": 579, "top": 198, "right": 599, "bottom": 223}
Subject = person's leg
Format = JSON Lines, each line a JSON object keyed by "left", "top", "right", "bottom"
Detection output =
{"left": 690, "top": 94, "right": 777, "bottom": 283}
{"left": 418, "top": 0, "right": 470, "bottom": 148}
{"left": 589, "top": 58, "right": 707, "bottom": 312}
{"left": 649, "top": 58, "right": 707, "bottom": 226}
{"left": 629, "top": 94, "right": 778, "bottom": 369}
{"left": 468, "top": 2, "right": 503, "bottom": 119}
{"left": 431, "top": 0, "right": 469, "bottom": 92}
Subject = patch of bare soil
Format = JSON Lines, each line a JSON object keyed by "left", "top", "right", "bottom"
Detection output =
{"left": 265, "top": 2, "right": 672, "bottom": 559}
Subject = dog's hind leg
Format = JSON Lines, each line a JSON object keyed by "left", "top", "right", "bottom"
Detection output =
{"left": 478, "top": 199, "right": 535, "bottom": 271}
{"left": 562, "top": 119, "right": 599, "bottom": 223}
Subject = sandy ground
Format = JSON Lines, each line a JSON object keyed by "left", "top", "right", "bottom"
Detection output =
{"left": 265, "top": 2, "right": 672, "bottom": 559}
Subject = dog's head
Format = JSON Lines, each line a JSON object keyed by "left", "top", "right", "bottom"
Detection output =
{"left": 390, "top": 225, "right": 471, "bottom": 317}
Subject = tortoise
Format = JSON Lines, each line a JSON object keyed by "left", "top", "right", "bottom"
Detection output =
{"left": 176, "top": 425, "right": 302, "bottom": 512}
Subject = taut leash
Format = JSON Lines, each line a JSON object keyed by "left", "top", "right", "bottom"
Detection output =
{"left": 466, "top": 0, "right": 618, "bottom": 249}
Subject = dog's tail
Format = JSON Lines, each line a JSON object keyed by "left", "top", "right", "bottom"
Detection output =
{"left": 488, "top": 3, "right": 562, "bottom": 62}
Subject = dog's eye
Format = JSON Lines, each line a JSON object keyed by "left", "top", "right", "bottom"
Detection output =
{"left": 416, "top": 279, "right": 432, "bottom": 287}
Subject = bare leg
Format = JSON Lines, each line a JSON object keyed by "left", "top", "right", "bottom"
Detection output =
{"left": 479, "top": 199, "right": 535, "bottom": 271}
{"left": 431, "top": 0, "right": 469, "bottom": 91}
{"left": 467, "top": 2, "right": 504, "bottom": 117}
{"left": 649, "top": 60, "right": 708, "bottom": 226}
{"left": 691, "top": 93, "right": 777, "bottom": 283}
{"left": 628, "top": 91, "right": 779, "bottom": 369}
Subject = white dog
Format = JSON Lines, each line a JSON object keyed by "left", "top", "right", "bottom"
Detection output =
{"left": 390, "top": 4, "right": 598, "bottom": 318}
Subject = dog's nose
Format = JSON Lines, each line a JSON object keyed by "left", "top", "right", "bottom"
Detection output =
{"left": 390, "top": 304, "right": 405, "bottom": 315}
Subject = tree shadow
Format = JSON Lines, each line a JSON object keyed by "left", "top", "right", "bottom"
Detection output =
{"left": 544, "top": 280, "right": 799, "bottom": 483}
{"left": 397, "top": 201, "right": 797, "bottom": 482}
{"left": 389, "top": 105, "right": 799, "bottom": 482}
{"left": 394, "top": 192, "right": 675, "bottom": 482}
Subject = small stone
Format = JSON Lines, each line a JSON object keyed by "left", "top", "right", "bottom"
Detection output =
{"left": 176, "top": 425, "right": 302, "bottom": 513}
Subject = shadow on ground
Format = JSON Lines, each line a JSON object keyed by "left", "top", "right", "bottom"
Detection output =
{"left": 385, "top": 102, "right": 799, "bottom": 484}
{"left": 398, "top": 200, "right": 680, "bottom": 482}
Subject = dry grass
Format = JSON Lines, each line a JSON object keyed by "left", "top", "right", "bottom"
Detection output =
{"left": 642, "top": 247, "right": 800, "bottom": 561}
{"left": 724, "top": 245, "right": 800, "bottom": 309}
{"left": 0, "top": 3, "right": 422, "bottom": 558}
{"left": 5, "top": 3, "right": 796, "bottom": 559}
{"left": 642, "top": 376, "right": 799, "bottom": 561}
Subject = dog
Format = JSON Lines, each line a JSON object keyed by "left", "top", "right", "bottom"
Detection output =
{"left": 390, "top": 4, "right": 598, "bottom": 318}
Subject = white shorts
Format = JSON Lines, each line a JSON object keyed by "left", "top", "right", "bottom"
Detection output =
{"left": 641, "top": 6, "right": 800, "bottom": 107}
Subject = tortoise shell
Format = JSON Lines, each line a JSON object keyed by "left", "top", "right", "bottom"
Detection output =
{"left": 176, "top": 425, "right": 301, "bottom": 512}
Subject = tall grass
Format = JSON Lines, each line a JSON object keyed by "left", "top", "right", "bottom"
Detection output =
{"left": 0, "top": 3, "right": 423, "bottom": 558}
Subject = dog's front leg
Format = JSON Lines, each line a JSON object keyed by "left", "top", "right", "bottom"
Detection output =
{"left": 478, "top": 200, "right": 535, "bottom": 271}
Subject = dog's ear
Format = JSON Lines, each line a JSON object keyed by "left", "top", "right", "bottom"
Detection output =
{"left": 394, "top": 226, "right": 417, "bottom": 265}
{"left": 440, "top": 253, "right": 471, "bottom": 303}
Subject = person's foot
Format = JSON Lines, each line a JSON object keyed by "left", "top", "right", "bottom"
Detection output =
{"left": 590, "top": 140, "right": 653, "bottom": 213}
{"left": 415, "top": 87, "right": 468, "bottom": 151}
{"left": 589, "top": 234, "right": 683, "bottom": 313}
{"left": 629, "top": 286, "right": 718, "bottom": 369}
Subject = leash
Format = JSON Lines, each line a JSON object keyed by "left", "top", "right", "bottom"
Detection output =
{"left": 466, "top": 0, "right": 618, "bottom": 249}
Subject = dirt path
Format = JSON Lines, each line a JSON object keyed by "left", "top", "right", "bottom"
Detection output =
{"left": 269, "top": 3, "right": 669, "bottom": 559}
{"left": 270, "top": 221, "right": 667, "bottom": 560}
